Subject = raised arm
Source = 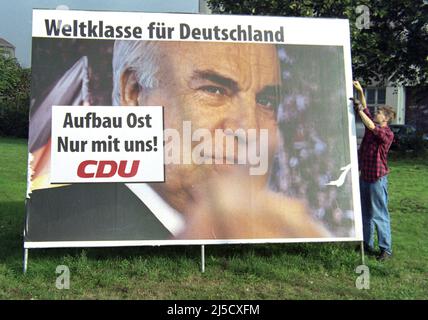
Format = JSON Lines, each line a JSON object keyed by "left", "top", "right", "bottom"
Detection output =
{"left": 352, "top": 80, "right": 376, "bottom": 131}
{"left": 353, "top": 80, "right": 367, "bottom": 109}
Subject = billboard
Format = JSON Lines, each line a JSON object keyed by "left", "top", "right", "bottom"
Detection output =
{"left": 25, "top": 9, "right": 362, "bottom": 248}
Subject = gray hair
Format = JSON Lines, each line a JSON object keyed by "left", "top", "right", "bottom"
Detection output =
{"left": 112, "top": 40, "right": 161, "bottom": 105}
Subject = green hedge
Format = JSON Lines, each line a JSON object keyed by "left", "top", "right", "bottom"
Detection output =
{"left": 0, "top": 97, "right": 29, "bottom": 138}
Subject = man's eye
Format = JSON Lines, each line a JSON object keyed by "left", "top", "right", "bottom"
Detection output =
{"left": 257, "top": 95, "right": 277, "bottom": 110}
{"left": 201, "top": 86, "right": 227, "bottom": 96}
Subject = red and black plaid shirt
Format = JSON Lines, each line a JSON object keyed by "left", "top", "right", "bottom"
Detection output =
{"left": 358, "top": 108, "right": 394, "bottom": 182}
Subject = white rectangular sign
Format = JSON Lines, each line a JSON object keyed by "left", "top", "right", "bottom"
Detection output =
{"left": 25, "top": 9, "right": 362, "bottom": 248}
{"left": 51, "top": 106, "right": 164, "bottom": 183}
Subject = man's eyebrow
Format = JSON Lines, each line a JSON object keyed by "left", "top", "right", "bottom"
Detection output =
{"left": 192, "top": 70, "right": 239, "bottom": 92}
{"left": 258, "top": 85, "right": 281, "bottom": 96}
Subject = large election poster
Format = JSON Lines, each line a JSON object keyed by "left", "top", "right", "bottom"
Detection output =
{"left": 25, "top": 9, "right": 362, "bottom": 248}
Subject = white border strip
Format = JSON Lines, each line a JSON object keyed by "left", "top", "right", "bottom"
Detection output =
{"left": 25, "top": 237, "right": 362, "bottom": 249}
{"left": 342, "top": 24, "right": 364, "bottom": 241}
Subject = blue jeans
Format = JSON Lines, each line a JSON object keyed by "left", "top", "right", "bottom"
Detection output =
{"left": 360, "top": 175, "right": 392, "bottom": 254}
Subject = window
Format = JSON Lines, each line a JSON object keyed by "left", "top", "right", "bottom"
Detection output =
{"left": 364, "top": 87, "right": 386, "bottom": 112}
{"left": 377, "top": 88, "right": 386, "bottom": 104}
{"left": 366, "top": 89, "right": 376, "bottom": 105}
{"left": 1, "top": 48, "right": 11, "bottom": 59}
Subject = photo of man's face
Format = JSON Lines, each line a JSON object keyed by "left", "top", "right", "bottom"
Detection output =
{"left": 27, "top": 28, "right": 357, "bottom": 242}
{"left": 119, "top": 42, "right": 281, "bottom": 217}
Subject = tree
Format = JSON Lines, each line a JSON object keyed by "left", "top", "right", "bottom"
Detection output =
{"left": 0, "top": 53, "right": 30, "bottom": 101}
{"left": 0, "top": 52, "right": 30, "bottom": 137}
{"left": 207, "top": 0, "right": 428, "bottom": 86}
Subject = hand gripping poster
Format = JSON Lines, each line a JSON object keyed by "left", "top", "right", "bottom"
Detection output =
{"left": 25, "top": 9, "right": 362, "bottom": 248}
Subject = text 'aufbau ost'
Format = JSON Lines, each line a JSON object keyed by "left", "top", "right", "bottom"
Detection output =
{"left": 44, "top": 19, "right": 285, "bottom": 42}
{"left": 57, "top": 112, "right": 157, "bottom": 153}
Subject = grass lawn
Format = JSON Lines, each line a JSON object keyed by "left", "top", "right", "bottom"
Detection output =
{"left": 0, "top": 136, "right": 427, "bottom": 299}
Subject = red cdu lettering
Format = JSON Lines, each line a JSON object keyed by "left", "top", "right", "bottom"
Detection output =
{"left": 96, "top": 161, "right": 118, "bottom": 178}
{"left": 77, "top": 160, "right": 97, "bottom": 178}
{"left": 118, "top": 160, "right": 140, "bottom": 178}
{"left": 77, "top": 160, "right": 140, "bottom": 178}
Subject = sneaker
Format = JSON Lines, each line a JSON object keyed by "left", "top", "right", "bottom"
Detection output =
{"left": 377, "top": 250, "right": 392, "bottom": 261}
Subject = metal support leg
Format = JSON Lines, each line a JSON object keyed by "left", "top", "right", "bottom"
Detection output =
{"left": 23, "top": 248, "right": 28, "bottom": 274}
{"left": 201, "top": 245, "right": 205, "bottom": 273}
{"left": 360, "top": 241, "right": 365, "bottom": 265}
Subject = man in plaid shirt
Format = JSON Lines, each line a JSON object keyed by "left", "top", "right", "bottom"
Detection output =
{"left": 353, "top": 81, "right": 396, "bottom": 261}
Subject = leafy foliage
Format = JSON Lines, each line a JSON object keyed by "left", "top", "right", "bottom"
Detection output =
{"left": 207, "top": 0, "right": 428, "bottom": 86}
{"left": 0, "top": 101, "right": 29, "bottom": 138}
{"left": 0, "top": 54, "right": 30, "bottom": 137}
{"left": 0, "top": 54, "right": 30, "bottom": 100}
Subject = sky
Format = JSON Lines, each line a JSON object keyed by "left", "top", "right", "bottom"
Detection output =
{"left": 0, "top": 0, "right": 200, "bottom": 67}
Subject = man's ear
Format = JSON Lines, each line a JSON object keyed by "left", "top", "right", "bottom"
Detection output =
{"left": 120, "top": 68, "right": 141, "bottom": 106}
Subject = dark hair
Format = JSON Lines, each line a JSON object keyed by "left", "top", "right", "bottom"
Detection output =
{"left": 378, "top": 105, "right": 396, "bottom": 123}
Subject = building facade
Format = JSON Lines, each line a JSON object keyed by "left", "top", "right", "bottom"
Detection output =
{"left": 0, "top": 37, "right": 15, "bottom": 59}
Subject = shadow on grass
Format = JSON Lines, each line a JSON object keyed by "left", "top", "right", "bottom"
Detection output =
{"left": 0, "top": 201, "right": 25, "bottom": 258}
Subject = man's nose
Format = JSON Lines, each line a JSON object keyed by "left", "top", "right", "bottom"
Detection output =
{"left": 221, "top": 95, "right": 259, "bottom": 131}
